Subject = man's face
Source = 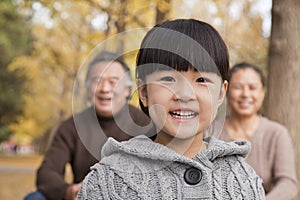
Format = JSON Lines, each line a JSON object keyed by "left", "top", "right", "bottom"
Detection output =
{"left": 88, "top": 61, "right": 131, "bottom": 117}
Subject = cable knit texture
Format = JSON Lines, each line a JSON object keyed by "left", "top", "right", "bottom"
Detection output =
{"left": 78, "top": 136, "right": 265, "bottom": 199}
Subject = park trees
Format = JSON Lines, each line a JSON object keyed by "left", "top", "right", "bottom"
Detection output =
{"left": 0, "top": 0, "right": 32, "bottom": 142}
{"left": 266, "top": 0, "right": 300, "bottom": 195}
{"left": 6, "top": 0, "right": 269, "bottom": 147}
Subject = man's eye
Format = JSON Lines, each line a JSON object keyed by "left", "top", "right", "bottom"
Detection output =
{"left": 196, "top": 77, "right": 208, "bottom": 83}
{"left": 109, "top": 80, "right": 118, "bottom": 86}
{"left": 161, "top": 76, "right": 175, "bottom": 82}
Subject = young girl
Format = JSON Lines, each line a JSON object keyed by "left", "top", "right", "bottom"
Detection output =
{"left": 78, "top": 19, "right": 265, "bottom": 199}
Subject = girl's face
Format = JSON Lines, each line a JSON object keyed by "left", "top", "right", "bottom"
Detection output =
{"left": 228, "top": 68, "right": 265, "bottom": 117}
{"left": 138, "top": 69, "right": 227, "bottom": 140}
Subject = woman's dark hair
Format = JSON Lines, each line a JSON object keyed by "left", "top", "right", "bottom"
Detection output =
{"left": 228, "top": 62, "right": 265, "bottom": 87}
{"left": 85, "top": 51, "right": 131, "bottom": 87}
{"left": 136, "top": 19, "right": 229, "bottom": 115}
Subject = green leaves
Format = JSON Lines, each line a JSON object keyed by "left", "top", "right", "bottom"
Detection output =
{"left": 0, "top": 0, "right": 32, "bottom": 143}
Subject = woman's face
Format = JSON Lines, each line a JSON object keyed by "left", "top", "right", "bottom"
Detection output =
{"left": 138, "top": 69, "right": 227, "bottom": 140}
{"left": 228, "top": 68, "right": 265, "bottom": 117}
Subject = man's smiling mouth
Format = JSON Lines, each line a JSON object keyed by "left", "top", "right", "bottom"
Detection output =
{"left": 96, "top": 97, "right": 112, "bottom": 103}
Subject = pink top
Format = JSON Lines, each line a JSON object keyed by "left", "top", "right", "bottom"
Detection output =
{"left": 220, "top": 116, "right": 298, "bottom": 200}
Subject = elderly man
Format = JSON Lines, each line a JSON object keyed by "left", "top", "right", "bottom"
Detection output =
{"left": 24, "top": 51, "right": 154, "bottom": 200}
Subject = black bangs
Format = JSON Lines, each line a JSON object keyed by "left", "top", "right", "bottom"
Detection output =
{"left": 136, "top": 19, "right": 229, "bottom": 82}
{"left": 136, "top": 48, "right": 221, "bottom": 82}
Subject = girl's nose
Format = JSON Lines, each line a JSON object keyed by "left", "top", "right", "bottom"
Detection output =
{"left": 174, "top": 80, "right": 196, "bottom": 102}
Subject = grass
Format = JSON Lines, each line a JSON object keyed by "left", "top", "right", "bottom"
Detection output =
{"left": 0, "top": 154, "right": 43, "bottom": 200}
{"left": 0, "top": 154, "right": 73, "bottom": 200}
{"left": 0, "top": 154, "right": 74, "bottom": 200}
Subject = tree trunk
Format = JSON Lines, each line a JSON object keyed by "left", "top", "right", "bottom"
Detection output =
{"left": 266, "top": 0, "right": 300, "bottom": 199}
{"left": 155, "top": 0, "right": 171, "bottom": 24}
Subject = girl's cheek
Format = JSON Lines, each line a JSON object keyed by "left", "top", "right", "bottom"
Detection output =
{"left": 149, "top": 104, "right": 167, "bottom": 130}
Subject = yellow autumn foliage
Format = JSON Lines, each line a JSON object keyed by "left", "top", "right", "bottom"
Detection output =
{"left": 9, "top": 0, "right": 268, "bottom": 144}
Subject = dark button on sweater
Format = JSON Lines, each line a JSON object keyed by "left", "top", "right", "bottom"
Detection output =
{"left": 184, "top": 167, "right": 202, "bottom": 185}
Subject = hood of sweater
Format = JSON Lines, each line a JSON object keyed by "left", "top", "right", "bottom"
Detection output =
{"left": 100, "top": 135, "right": 250, "bottom": 170}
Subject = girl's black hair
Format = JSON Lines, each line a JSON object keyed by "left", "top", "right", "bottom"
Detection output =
{"left": 136, "top": 19, "right": 229, "bottom": 115}
{"left": 228, "top": 62, "right": 265, "bottom": 87}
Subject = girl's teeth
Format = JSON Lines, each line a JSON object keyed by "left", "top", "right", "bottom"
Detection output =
{"left": 170, "top": 111, "right": 196, "bottom": 118}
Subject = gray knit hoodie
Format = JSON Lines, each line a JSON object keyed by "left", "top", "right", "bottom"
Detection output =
{"left": 78, "top": 135, "right": 265, "bottom": 199}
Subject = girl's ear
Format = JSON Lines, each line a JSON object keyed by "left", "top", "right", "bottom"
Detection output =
{"left": 218, "top": 80, "right": 228, "bottom": 106}
{"left": 137, "top": 79, "right": 148, "bottom": 107}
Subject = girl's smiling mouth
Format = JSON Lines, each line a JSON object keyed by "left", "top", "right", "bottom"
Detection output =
{"left": 169, "top": 110, "right": 198, "bottom": 120}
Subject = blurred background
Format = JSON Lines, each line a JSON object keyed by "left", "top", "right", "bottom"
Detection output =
{"left": 0, "top": 0, "right": 299, "bottom": 199}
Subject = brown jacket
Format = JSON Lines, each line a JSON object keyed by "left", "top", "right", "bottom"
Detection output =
{"left": 37, "top": 105, "right": 153, "bottom": 200}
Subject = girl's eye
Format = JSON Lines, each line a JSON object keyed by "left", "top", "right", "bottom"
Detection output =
{"left": 196, "top": 77, "right": 208, "bottom": 83}
{"left": 161, "top": 76, "right": 175, "bottom": 82}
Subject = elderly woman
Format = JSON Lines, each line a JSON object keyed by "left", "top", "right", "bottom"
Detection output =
{"left": 220, "top": 62, "right": 298, "bottom": 200}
